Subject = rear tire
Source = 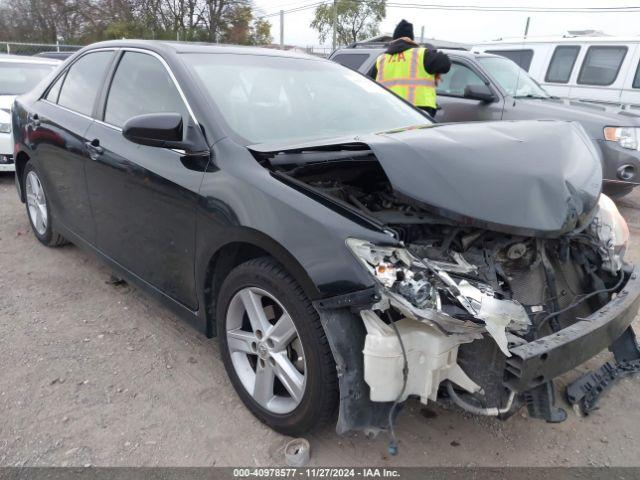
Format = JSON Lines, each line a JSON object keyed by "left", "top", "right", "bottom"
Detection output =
{"left": 216, "top": 257, "right": 338, "bottom": 436}
{"left": 23, "top": 161, "right": 68, "bottom": 247}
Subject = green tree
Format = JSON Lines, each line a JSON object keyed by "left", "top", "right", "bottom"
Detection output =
{"left": 250, "top": 17, "right": 272, "bottom": 45}
{"left": 311, "top": 0, "right": 385, "bottom": 46}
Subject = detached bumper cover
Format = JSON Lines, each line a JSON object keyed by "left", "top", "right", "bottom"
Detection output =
{"left": 505, "top": 267, "right": 640, "bottom": 392}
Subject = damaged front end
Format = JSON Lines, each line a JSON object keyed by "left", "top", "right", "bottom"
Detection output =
{"left": 251, "top": 120, "right": 640, "bottom": 433}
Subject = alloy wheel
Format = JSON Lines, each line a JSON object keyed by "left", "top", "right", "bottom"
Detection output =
{"left": 25, "top": 171, "right": 48, "bottom": 236}
{"left": 225, "top": 287, "right": 306, "bottom": 414}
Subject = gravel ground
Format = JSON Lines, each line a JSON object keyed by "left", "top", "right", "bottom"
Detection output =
{"left": 1, "top": 171, "right": 640, "bottom": 467}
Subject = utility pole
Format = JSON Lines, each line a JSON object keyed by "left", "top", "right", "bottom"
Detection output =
{"left": 280, "top": 10, "right": 284, "bottom": 49}
{"left": 332, "top": 0, "right": 337, "bottom": 50}
{"left": 420, "top": 26, "right": 425, "bottom": 43}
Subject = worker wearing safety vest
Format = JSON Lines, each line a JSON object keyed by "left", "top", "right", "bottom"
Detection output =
{"left": 371, "top": 20, "right": 451, "bottom": 118}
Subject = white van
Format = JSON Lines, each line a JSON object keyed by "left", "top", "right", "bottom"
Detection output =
{"left": 473, "top": 36, "right": 640, "bottom": 110}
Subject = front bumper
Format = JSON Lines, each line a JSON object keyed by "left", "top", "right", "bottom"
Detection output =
{"left": 598, "top": 139, "right": 640, "bottom": 186}
{"left": 504, "top": 267, "right": 640, "bottom": 392}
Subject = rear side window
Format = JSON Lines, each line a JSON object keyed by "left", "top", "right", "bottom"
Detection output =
{"left": 57, "top": 51, "right": 113, "bottom": 116}
{"left": 633, "top": 61, "right": 640, "bottom": 89}
{"left": 545, "top": 46, "right": 580, "bottom": 83}
{"left": 578, "top": 46, "right": 627, "bottom": 86}
{"left": 104, "top": 52, "right": 187, "bottom": 128}
{"left": 332, "top": 53, "right": 370, "bottom": 71}
{"left": 45, "top": 72, "right": 66, "bottom": 103}
{"left": 486, "top": 49, "right": 534, "bottom": 71}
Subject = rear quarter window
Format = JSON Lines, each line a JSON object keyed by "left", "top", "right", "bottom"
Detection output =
{"left": 486, "top": 49, "right": 534, "bottom": 71}
{"left": 332, "top": 53, "right": 370, "bottom": 71}
{"left": 577, "top": 46, "right": 627, "bottom": 86}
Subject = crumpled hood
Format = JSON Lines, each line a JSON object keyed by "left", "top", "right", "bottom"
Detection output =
{"left": 250, "top": 120, "right": 603, "bottom": 237}
{"left": 367, "top": 120, "right": 602, "bottom": 236}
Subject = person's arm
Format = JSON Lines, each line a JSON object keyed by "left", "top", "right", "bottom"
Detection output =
{"left": 423, "top": 49, "right": 451, "bottom": 75}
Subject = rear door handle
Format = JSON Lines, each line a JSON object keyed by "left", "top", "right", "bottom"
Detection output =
{"left": 85, "top": 139, "right": 104, "bottom": 160}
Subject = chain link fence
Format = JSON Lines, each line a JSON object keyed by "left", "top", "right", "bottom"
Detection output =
{"left": 0, "top": 41, "right": 83, "bottom": 57}
{"left": 0, "top": 41, "right": 331, "bottom": 58}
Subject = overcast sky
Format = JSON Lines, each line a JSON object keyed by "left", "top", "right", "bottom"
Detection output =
{"left": 253, "top": 0, "right": 640, "bottom": 47}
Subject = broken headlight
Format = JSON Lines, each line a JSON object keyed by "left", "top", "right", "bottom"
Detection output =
{"left": 346, "top": 238, "right": 531, "bottom": 356}
{"left": 346, "top": 238, "right": 438, "bottom": 309}
{"left": 589, "top": 193, "right": 630, "bottom": 273}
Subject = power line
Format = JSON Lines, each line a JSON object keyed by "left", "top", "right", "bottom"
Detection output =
{"left": 259, "top": 0, "right": 640, "bottom": 19}
{"left": 385, "top": 2, "right": 640, "bottom": 13}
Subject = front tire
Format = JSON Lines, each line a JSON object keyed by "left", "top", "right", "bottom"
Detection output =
{"left": 216, "top": 257, "right": 338, "bottom": 436}
{"left": 23, "top": 161, "right": 67, "bottom": 247}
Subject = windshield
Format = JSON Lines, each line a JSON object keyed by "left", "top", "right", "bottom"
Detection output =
{"left": 0, "top": 62, "right": 56, "bottom": 95}
{"left": 182, "top": 53, "right": 430, "bottom": 145}
{"left": 478, "top": 56, "right": 549, "bottom": 98}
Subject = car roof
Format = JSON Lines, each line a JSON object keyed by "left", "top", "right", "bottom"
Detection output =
{"left": 475, "top": 35, "right": 640, "bottom": 46}
{"left": 0, "top": 54, "right": 61, "bottom": 65}
{"left": 332, "top": 46, "right": 497, "bottom": 61}
{"left": 83, "top": 39, "right": 326, "bottom": 61}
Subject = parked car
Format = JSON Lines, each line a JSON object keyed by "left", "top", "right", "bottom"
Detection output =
{"left": 0, "top": 54, "right": 59, "bottom": 171}
{"left": 472, "top": 35, "right": 640, "bottom": 109}
{"left": 13, "top": 40, "right": 640, "bottom": 436}
{"left": 331, "top": 45, "right": 640, "bottom": 198}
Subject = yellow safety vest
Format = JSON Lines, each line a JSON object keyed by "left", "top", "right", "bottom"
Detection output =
{"left": 375, "top": 47, "right": 436, "bottom": 109}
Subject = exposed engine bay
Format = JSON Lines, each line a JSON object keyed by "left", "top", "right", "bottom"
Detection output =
{"left": 254, "top": 139, "right": 638, "bottom": 426}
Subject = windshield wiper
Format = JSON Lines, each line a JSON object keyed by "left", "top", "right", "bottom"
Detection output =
{"left": 514, "top": 94, "right": 549, "bottom": 100}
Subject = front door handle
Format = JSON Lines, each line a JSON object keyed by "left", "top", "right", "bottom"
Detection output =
{"left": 85, "top": 139, "right": 104, "bottom": 160}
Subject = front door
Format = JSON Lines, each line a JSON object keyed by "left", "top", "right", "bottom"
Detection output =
{"left": 84, "top": 51, "right": 206, "bottom": 309}
{"left": 436, "top": 61, "right": 504, "bottom": 122}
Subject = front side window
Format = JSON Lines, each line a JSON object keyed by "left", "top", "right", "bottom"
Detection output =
{"left": 332, "top": 53, "right": 370, "bottom": 71}
{"left": 57, "top": 51, "right": 113, "bottom": 116}
{"left": 182, "top": 53, "right": 430, "bottom": 145}
{"left": 479, "top": 56, "right": 549, "bottom": 98}
{"left": 545, "top": 46, "right": 580, "bottom": 83}
{"left": 578, "top": 46, "right": 627, "bottom": 86}
{"left": 0, "top": 62, "right": 56, "bottom": 95}
{"left": 633, "top": 60, "right": 640, "bottom": 89}
{"left": 104, "top": 52, "right": 187, "bottom": 128}
{"left": 486, "top": 49, "right": 534, "bottom": 71}
{"left": 437, "top": 62, "right": 485, "bottom": 97}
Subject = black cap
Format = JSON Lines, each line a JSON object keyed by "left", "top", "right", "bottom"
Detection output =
{"left": 393, "top": 19, "right": 414, "bottom": 40}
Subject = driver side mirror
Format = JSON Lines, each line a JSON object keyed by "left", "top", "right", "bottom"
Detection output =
{"left": 123, "top": 112, "right": 186, "bottom": 150}
{"left": 464, "top": 84, "right": 496, "bottom": 103}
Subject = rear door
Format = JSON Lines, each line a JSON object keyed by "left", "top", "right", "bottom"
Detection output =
{"left": 31, "top": 50, "right": 115, "bottom": 242}
{"left": 436, "top": 59, "right": 504, "bottom": 122}
{"left": 84, "top": 50, "right": 206, "bottom": 309}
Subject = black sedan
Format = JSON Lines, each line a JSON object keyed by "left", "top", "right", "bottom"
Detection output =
{"left": 12, "top": 40, "right": 640, "bottom": 437}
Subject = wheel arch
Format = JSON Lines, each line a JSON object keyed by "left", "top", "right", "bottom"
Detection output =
{"left": 200, "top": 229, "right": 322, "bottom": 338}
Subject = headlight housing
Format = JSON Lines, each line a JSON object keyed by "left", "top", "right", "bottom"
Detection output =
{"left": 346, "top": 238, "right": 437, "bottom": 309}
{"left": 604, "top": 126, "right": 640, "bottom": 151}
{"left": 0, "top": 122, "right": 10, "bottom": 134}
{"left": 590, "top": 194, "right": 629, "bottom": 273}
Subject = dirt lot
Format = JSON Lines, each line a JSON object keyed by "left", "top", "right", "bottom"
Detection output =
{"left": 1, "top": 171, "right": 640, "bottom": 467}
